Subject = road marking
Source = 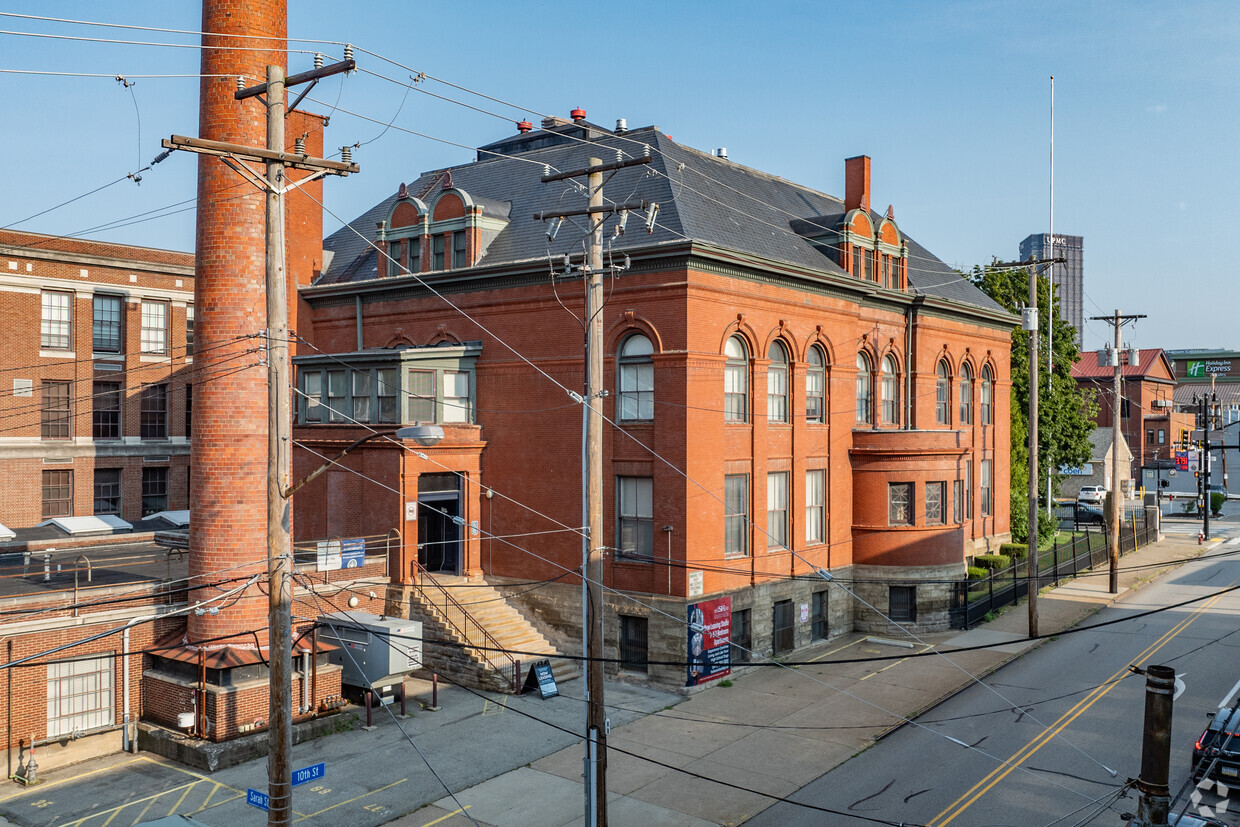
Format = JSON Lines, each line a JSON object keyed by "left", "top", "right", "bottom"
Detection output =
{"left": 1225, "top": 538, "right": 1240, "bottom": 546}
{"left": 421, "top": 806, "right": 472, "bottom": 826}
{"left": 1219, "top": 676, "right": 1240, "bottom": 709}
{"left": 50, "top": 782, "right": 197, "bottom": 827}
{"left": 128, "top": 790, "right": 163, "bottom": 826}
{"left": 293, "top": 778, "right": 407, "bottom": 822}
{"left": 0, "top": 758, "right": 145, "bottom": 804}
{"left": 806, "top": 636, "right": 865, "bottom": 663}
{"left": 166, "top": 781, "right": 197, "bottom": 817}
{"left": 930, "top": 581, "right": 1236, "bottom": 826}
{"left": 859, "top": 645, "right": 935, "bottom": 681}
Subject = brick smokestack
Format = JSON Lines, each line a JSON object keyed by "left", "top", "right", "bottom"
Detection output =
{"left": 845, "top": 155, "right": 871, "bottom": 213}
{"left": 188, "top": 0, "right": 287, "bottom": 645}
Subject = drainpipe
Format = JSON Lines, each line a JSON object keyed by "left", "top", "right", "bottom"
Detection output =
{"left": 355, "top": 295, "right": 364, "bottom": 351}
{"left": 904, "top": 297, "right": 921, "bottom": 430}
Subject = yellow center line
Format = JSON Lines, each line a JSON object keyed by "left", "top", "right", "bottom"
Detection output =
{"left": 293, "top": 777, "right": 407, "bottom": 822}
{"left": 421, "top": 805, "right": 472, "bottom": 826}
{"left": 930, "top": 582, "right": 1235, "bottom": 826}
{"left": 859, "top": 644, "right": 935, "bottom": 680}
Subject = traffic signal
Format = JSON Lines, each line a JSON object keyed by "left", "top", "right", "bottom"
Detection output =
{"left": 1159, "top": 479, "right": 1169, "bottom": 488}
{"left": 1180, "top": 429, "right": 1190, "bottom": 451}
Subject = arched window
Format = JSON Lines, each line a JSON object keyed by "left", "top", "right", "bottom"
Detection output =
{"left": 959, "top": 363, "right": 973, "bottom": 425}
{"left": 724, "top": 336, "right": 749, "bottom": 423}
{"left": 856, "top": 352, "right": 872, "bottom": 424}
{"left": 806, "top": 345, "right": 826, "bottom": 424}
{"left": 767, "top": 341, "right": 789, "bottom": 424}
{"left": 981, "top": 365, "right": 994, "bottom": 425}
{"left": 935, "top": 361, "right": 951, "bottom": 426}
{"left": 618, "top": 333, "right": 654, "bottom": 421}
{"left": 881, "top": 355, "right": 899, "bottom": 425}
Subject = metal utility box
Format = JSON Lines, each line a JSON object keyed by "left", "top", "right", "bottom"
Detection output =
{"left": 317, "top": 611, "right": 422, "bottom": 689}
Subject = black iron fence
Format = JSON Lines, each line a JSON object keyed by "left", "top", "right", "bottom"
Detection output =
{"left": 949, "top": 513, "right": 1157, "bottom": 629}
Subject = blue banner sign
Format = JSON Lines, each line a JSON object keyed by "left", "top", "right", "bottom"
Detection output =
{"left": 341, "top": 539, "right": 366, "bottom": 569}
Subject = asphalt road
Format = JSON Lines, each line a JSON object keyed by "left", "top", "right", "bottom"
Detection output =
{"left": 746, "top": 527, "right": 1240, "bottom": 827}
{"left": 0, "top": 678, "right": 677, "bottom": 827}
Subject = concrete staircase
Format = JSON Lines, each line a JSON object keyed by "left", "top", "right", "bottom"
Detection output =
{"left": 405, "top": 575, "right": 578, "bottom": 694}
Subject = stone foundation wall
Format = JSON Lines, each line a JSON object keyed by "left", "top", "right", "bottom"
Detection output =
{"left": 849, "top": 562, "right": 965, "bottom": 634}
{"left": 493, "top": 570, "right": 856, "bottom": 689}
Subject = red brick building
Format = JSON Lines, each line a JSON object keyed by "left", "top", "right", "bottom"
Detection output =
{"left": 293, "top": 117, "right": 1017, "bottom": 683}
{"left": 0, "top": 230, "right": 196, "bottom": 530}
{"left": 1071, "top": 348, "right": 1192, "bottom": 485}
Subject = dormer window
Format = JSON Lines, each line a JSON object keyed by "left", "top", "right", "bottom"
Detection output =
{"left": 433, "top": 234, "right": 446, "bottom": 270}
{"left": 453, "top": 232, "right": 467, "bottom": 268}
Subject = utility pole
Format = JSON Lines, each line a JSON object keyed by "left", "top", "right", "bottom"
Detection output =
{"left": 537, "top": 153, "right": 650, "bottom": 827}
{"left": 1131, "top": 664, "right": 1176, "bottom": 826}
{"left": 164, "top": 57, "right": 357, "bottom": 827}
{"left": 1089, "top": 310, "right": 1146, "bottom": 594}
{"left": 993, "top": 256, "right": 1063, "bottom": 637}
{"left": 1196, "top": 392, "right": 1217, "bottom": 540}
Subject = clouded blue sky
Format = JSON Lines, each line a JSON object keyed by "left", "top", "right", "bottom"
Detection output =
{"left": 1, "top": 1, "right": 1235, "bottom": 351}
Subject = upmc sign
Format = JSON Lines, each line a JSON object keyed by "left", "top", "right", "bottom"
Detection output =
{"left": 1185, "top": 360, "right": 1234, "bottom": 378}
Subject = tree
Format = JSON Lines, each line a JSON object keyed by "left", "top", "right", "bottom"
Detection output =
{"left": 970, "top": 264, "right": 1098, "bottom": 543}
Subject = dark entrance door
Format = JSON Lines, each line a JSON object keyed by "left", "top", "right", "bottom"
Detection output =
{"left": 417, "top": 473, "right": 461, "bottom": 574}
{"left": 772, "top": 599, "right": 794, "bottom": 654}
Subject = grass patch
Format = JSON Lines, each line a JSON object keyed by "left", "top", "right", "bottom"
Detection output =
{"left": 718, "top": 679, "right": 734, "bottom": 688}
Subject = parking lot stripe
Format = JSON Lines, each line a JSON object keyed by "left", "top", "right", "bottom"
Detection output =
{"left": 292, "top": 778, "right": 408, "bottom": 822}
{"left": 422, "top": 806, "right": 472, "bottom": 826}
{"left": 0, "top": 758, "right": 145, "bottom": 804}
{"left": 126, "top": 788, "right": 164, "bottom": 826}
{"left": 1219, "top": 676, "right": 1240, "bottom": 708}
{"left": 50, "top": 782, "right": 196, "bottom": 827}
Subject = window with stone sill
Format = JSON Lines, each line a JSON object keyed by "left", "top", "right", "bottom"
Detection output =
{"left": 618, "top": 333, "right": 655, "bottom": 421}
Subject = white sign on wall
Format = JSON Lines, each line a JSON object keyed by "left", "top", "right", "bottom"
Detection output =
{"left": 405, "top": 501, "right": 418, "bottom": 521}
{"left": 687, "top": 570, "right": 704, "bottom": 598}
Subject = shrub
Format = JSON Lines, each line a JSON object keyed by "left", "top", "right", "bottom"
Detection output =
{"left": 999, "top": 543, "right": 1028, "bottom": 560}
{"left": 1211, "top": 492, "right": 1226, "bottom": 516}
{"left": 966, "top": 566, "right": 989, "bottom": 580}
{"left": 975, "top": 554, "right": 1012, "bottom": 571}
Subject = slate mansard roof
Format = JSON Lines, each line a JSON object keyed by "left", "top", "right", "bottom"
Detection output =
{"left": 319, "top": 122, "right": 1006, "bottom": 315}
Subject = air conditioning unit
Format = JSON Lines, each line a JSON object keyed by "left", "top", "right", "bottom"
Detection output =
{"left": 317, "top": 611, "right": 422, "bottom": 689}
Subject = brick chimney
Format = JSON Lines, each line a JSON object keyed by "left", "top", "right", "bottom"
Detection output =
{"left": 188, "top": 0, "right": 287, "bottom": 645}
{"left": 845, "top": 155, "right": 871, "bottom": 213}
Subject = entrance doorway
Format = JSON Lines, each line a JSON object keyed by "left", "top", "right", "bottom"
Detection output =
{"left": 418, "top": 473, "right": 461, "bottom": 574}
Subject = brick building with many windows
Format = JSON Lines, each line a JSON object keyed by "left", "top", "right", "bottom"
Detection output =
{"left": 292, "top": 115, "right": 1017, "bottom": 684}
{"left": 0, "top": 231, "right": 196, "bottom": 531}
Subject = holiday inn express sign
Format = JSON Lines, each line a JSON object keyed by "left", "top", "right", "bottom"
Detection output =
{"left": 1184, "top": 360, "right": 1234, "bottom": 378}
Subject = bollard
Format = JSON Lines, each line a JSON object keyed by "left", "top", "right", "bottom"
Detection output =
{"left": 425, "top": 673, "right": 441, "bottom": 712}
{"left": 363, "top": 689, "right": 374, "bottom": 730}
{"left": 515, "top": 659, "right": 522, "bottom": 696}
{"left": 398, "top": 681, "right": 407, "bottom": 717}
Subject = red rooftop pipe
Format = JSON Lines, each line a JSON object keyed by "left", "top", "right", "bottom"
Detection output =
{"left": 570, "top": 107, "right": 586, "bottom": 122}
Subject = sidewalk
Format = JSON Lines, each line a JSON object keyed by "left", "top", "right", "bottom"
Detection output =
{"left": 393, "top": 530, "right": 1219, "bottom": 827}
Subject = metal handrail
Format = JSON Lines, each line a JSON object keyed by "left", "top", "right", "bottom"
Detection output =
{"left": 413, "top": 563, "right": 518, "bottom": 691}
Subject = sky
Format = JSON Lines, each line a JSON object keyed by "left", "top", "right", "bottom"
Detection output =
{"left": 1, "top": 1, "right": 1236, "bottom": 352}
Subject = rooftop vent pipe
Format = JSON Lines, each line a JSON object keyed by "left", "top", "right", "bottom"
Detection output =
{"left": 615, "top": 118, "right": 627, "bottom": 132}
{"left": 571, "top": 107, "right": 587, "bottom": 122}
{"left": 716, "top": 147, "right": 728, "bottom": 159}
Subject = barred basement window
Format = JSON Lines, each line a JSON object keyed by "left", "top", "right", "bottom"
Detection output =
{"left": 730, "top": 608, "right": 751, "bottom": 664}
{"left": 619, "top": 615, "right": 648, "bottom": 672}
{"left": 47, "top": 654, "right": 114, "bottom": 738}
{"left": 812, "top": 590, "right": 829, "bottom": 640}
{"left": 889, "top": 586, "right": 917, "bottom": 623}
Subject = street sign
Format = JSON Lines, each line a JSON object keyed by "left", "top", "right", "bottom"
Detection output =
{"left": 247, "top": 788, "right": 269, "bottom": 811}
{"left": 293, "top": 762, "right": 326, "bottom": 787}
